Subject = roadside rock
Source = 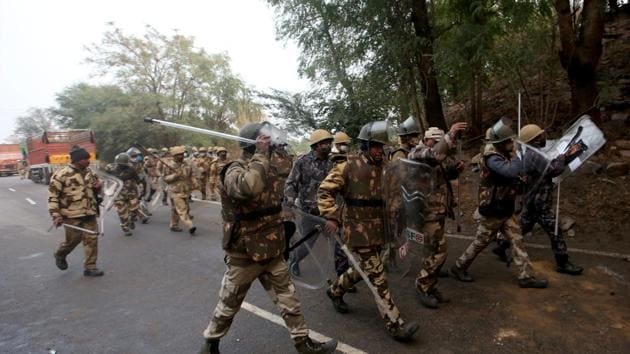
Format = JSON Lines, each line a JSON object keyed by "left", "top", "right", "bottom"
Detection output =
{"left": 560, "top": 216, "right": 576, "bottom": 232}
{"left": 606, "top": 162, "right": 630, "bottom": 177}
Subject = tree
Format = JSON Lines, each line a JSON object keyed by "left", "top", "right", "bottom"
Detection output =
{"left": 13, "top": 108, "right": 57, "bottom": 139}
{"left": 554, "top": 0, "right": 606, "bottom": 120}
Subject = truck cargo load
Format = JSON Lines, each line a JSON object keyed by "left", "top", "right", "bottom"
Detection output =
{"left": 0, "top": 144, "right": 22, "bottom": 176}
{"left": 26, "top": 130, "right": 97, "bottom": 184}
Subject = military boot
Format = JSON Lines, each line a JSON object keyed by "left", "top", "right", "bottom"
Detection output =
{"left": 389, "top": 322, "right": 419, "bottom": 341}
{"left": 54, "top": 253, "right": 68, "bottom": 270}
{"left": 170, "top": 226, "right": 183, "bottom": 232}
{"left": 326, "top": 287, "right": 349, "bottom": 313}
{"left": 555, "top": 254, "right": 584, "bottom": 275}
{"left": 492, "top": 245, "right": 509, "bottom": 263}
{"left": 189, "top": 226, "right": 197, "bottom": 235}
{"left": 450, "top": 265, "right": 474, "bottom": 282}
{"left": 518, "top": 277, "right": 548, "bottom": 288}
{"left": 294, "top": 336, "right": 337, "bottom": 354}
{"left": 123, "top": 229, "right": 132, "bottom": 237}
{"left": 417, "top": 289, "right": 438, "bottom": 309}
{"left": 199, "top": 339, "right": 219, "bottom": 354}
{"left": 84, "top": 268, "right": 105, "bottom": 277}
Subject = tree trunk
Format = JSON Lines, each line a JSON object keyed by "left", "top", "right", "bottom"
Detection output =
{"left": 554, "top": 0, "right": 605, "bottom": 121}
{"left": 410, "top": 0, "right": 447, "bottom": 130}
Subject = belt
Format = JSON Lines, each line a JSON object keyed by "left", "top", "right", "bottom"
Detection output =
{"left": 234, "top": 205, "right": 282, "bottom": 221}
{"left": 345, "top": 198, "right": 384, "bottom": 207}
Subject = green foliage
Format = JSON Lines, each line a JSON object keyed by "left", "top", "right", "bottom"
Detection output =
{"left": 13, "top": 108, "right": 57, "bottom": 139}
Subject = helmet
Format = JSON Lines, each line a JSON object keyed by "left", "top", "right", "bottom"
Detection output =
{"left": 192, "top": 147, "right": 198, "bottom": 153}
{"left": 519, "top": 124, "right": 545, "bottom": 143}
{"left": 424, "top": 127, "right": 445, "bottom": 140}
{"left": 238, "top": 122, "right": 264, "bottom": 148}
{"left": 170, "top": 146, "right": 186, "bottom": 155}
{"left": 216, "top": 147, "right": 228, "bottom": 153}
{"left": 126, "top": 147, "right": 141, "bottom": 157}
{"left": 334, "top": 132, "right": 351, "bottom": 144}
{"left": 199, "top": 147, "right": 208, "bottom": 153}
{"left": 147, "top": 148, "right": 156, "bottom": 154}
{"left": 114, "top": 153, "right": 132, "bottom": 166}
{"left": 397, "top": 117, "right": 422, "bottom": 136}
{"left": 487, "top": 117, "right": 515, "bottom": 144}
{"left": 309, "top": 129, "right": 334, "bottom": 146}
{"left": 358, "top": 121, "right": 390, "bottom": 145}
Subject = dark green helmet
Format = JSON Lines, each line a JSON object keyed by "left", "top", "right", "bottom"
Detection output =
{"left": 358, "top": 121, "right": 391, "bottom": 145}
{"left": 115, "top": 153, "right": 132, "bottom": 165}
{"left": 238, "top": 122, "right": 264, "bottom": 148}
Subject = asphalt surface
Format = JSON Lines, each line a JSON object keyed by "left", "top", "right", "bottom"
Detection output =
{"left": 0, "top": 175, "right": 629, "bottom": 354}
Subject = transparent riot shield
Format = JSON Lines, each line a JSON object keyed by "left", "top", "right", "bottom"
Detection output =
{"left": 95, "top": 170, "right": 123, "bottom": 236}
{"left": 287, "top": 208, "right": 336, "bottom": 290}
{"left": 515, "top": 141, "right": 552, "bottom": 201}
{"left": 382, "top": 157, "right": 405, "bottom": 271}
{"left": 545, "top": 115, "right": 606, "bottom": 182}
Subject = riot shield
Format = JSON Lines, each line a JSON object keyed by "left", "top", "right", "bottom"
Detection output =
{"left": 399, "top": 158, "right": 434, "bottom": 245}
{"left": 515, "top": 141, "right": 552, "bottom": 201}
{"left": 95, "top": 171, "right": 123, "bottom": 236}
{"left": 287, "top": 209, "right": 336, "bottom": 290}
{"left": 545, "top": 115, "right": 606, "bottom": 182}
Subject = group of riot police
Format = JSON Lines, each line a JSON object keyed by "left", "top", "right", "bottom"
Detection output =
{"left": 104, "top": 145, "right": 230, "bottom": 237}
{"left": 48, "top": 116, "right": 586, "bottom": 354}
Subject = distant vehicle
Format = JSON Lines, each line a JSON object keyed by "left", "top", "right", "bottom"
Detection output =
{"left": 0, "top": 144, "right": 22, "bottom": 176}
{"left": 26, "top": 130, "right": 98, "bottom": 184}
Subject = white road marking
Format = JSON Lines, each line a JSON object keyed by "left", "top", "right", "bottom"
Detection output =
{"left": 241, "top": 302, "right": 367, "bottom": 354}
{"left": 25, "top": 198, "right": 37, "bottom": 205}
{"left": 9, "top": 188, "right": 16, "bottom": 192}
{"left": 446, "top": 233, "right": 630, "bottom": 260}
{"left": 18, "top": 252, "right": 44, "bottom": 260}
{"left": 191, "top": 197, "right": 222, "bottom": 205}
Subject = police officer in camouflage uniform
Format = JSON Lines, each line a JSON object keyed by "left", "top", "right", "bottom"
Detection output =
{"left": 195, "top": 147, "right": 212, "bottom": 200}
{"left": 450, "top": 118, "right": 548, "bottom": 288}
{"left": 492, "top": 124, "right": 584, "bottom": 275}
{"left": 105, "top": 153, "right": 144, "bottom": 236}
{"left": 208, "top": 147, "right": 229, "bottom": 201}
{"left": 164, "top": 146, "right": 196, "bottom": 235}
{"left": 318, "top": 121, "right": 419, "bottom": 341}
{"left": 49, "top": 147, "right": 104, "bottom": 277}
{"left": 143, "top": 148, "right": 161, "bottom": 202}
{"left": 400, "top": 123, "right": 466, "bottom": 308}
{"left": 159, "top": 147, "right": 171, "bottom": 205}
{"left": 285, "top": 129, "right": 334, "bottom": 276}
{"left": 201, "top": 122, "right": 337, "bottom": 354}
{"left": 330, "top": 132, "right": 352, "bottom": 278}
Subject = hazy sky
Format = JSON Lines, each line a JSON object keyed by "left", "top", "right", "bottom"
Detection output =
{"left": 0, "top": 0, "right": 308, "bottom": 142}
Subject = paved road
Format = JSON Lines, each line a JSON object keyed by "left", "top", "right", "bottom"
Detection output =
{"left": 1, "top": 175, "right": 628, "bottom": 353}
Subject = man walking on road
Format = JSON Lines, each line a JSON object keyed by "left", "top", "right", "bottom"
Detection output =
{"left": 163, "top": 146, "right": 196, "bottom": 235}
{"left": 201, "top": 122, "right": 337, "bottom": 354}
{"left": 49, "top": 147, "right": 104, "bottom": 277}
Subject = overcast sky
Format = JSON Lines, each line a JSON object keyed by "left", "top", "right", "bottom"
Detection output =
{"left": 0, "top": 0, "right": 308, "bottom": 143}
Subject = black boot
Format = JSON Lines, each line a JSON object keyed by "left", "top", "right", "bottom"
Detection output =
{"left": 555, "top": 254, "right": 584, "bottom": 275}
{"left": 84, "top": 268, "right": 105, "bottom": 277}
{"left": 54, "top": 253, "right": 68, "bottom": 270}
{"left": 518, "top": 277, "right": 548, "bottom": 288}
{"left": 417, "top": 289, "right": 439, "bottom": 309}
{"left": 326, "top": 287, "right": 349, "bottom": 313}
{"left": 295, "top": 336, "right": 337, "bottom": 354}
{"left": 199, "top": 339, "right": 219, "bottom": 354}
{"left": 389, "top": 322, "right": 419, "bottom": 341}
{"left": 492, "top": 245, "right": 509, "bottom": 263}
{"left": 145, "top": 189, "right": 155, "bottom": 203}
{"left": 450, "top": 265, "right": 474, "bottom": 282}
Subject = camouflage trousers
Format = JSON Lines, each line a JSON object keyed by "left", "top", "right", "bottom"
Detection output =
{"left": 147, "top": 176, "right": 160, "bottom": 191}
{"left": 114, "top": 198, "right": 139, "bottom": 231}
{"left": 203, "top": 255, "right": 309, "bottom": 341}
{"left": 170, "top": 194, "right": 194, "bottom": 229}
{"left": 197, "top": 175, "right": 209, "bottom": 199}
{"left": 520, "top": 184, "right": 567, "bottom": 256}
{"left": 455, "top": 210, "right": 533, "bottom": 280}
{"left": 413, "top": 218, "right": 447, "bottom": 293}
{"left": 54, "top": 216, "right": 99, "bottom": 270}
{"left": 331, "top": 247, "right": 404, "bottom": 330}
{"left": 207, "top": 179, "right": 219, "bottom": 201}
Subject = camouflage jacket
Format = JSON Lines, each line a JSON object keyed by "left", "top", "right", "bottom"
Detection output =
{"left": 163, "top": 159, "right": 194, "bottom": 195}
{"left": 285, "top": 150, "right": 333, "bottom": 214}
{"left": 220, "top": 151, "right": 285, "bottom": 261}
{"left": 48, "top": 164, "right": 100, "bottom": 219}
{"left": 195, "top": 156, "right": 212, "bottom": 177}
{"left": 408, "top": 140, "right": 460, "bottom": 219}
{"left": 104, "top": 164, "right": 140, "bottom": 200}
{"left": 318, "top": 152, "right": 386, "bottom": 249}
{"left": 389, "top": 144, "right": 412, "bottom": 162}
{"left": 143, "top": 155, "right": 161, "bottom": 178}
{"left": 209, "top": 157, "right": 229, "bottom": 185}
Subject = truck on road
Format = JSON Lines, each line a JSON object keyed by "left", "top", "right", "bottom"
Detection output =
{"left": 26, "top": 130, "right": 97, "bottom": 184}
{"left": 0, "top": 144, "right": 23, "bottom": 176}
